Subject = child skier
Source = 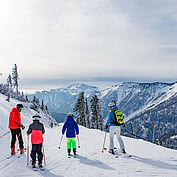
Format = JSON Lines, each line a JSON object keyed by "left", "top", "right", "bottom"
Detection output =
{"left": 27, "top": 114, "right": 45, "bottom": 168}
{"left": 62, "top": 113, "right": 79, "bottom": 157}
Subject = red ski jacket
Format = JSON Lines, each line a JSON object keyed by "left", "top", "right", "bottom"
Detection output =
{"left": 27, "top": 121, "right": 45, "bottom": 144}
{"left": 8, "top": 108, "right": 23, "bottom": 129}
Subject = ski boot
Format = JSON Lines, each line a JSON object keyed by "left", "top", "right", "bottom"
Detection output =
{"left": 38, "top": 162, "right": 43, "bottom": 168}
{"left": 20, "top": 148, "right": 24, "bottom": 154}
{"left": 109, "top": 149, "right": 115, "bottom": 155}
{"left": 31, "top": 161, "right": 36, "bottom": 168}
{"left": 122, "top": 149, "right": 126, "bottom": 154}
{"left": 11, "top": 148, "right": 15, "bottom": 155}
{"left": 68, "top": 149, "right": 71, "bottom": 158}
{"left": 73, "top": 148, "right": 77, "bottom": 158}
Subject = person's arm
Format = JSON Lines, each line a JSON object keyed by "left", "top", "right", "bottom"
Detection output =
{"left": 62, "top": 122, "right": 67, "bottom": 135}
{"left": 75, "top": 123, "right": 79, "bottom": 135}
{"left": 106, "top": 111, "right": 113, "bottom": 126}
{"left": 42, "top": 124, "right": 45, "bottom": 134}
{"left": 27, "top": 125, "right": 32, "bottom": 135}
{"left": 14, "top": 112, "right": 23, "bottom": 127}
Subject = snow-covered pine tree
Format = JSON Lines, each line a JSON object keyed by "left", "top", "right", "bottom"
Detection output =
{"left": 98, "top": 104, "right": 103, "bottom": 131}
{"left": 73, "top": 92, "right": 86, "bottom": 127}
{"left": 85, "top": 98, "right": 90, "bottom": 128}
{"left": 41, "top": 100, "right": 44, "bottom": 111}
{"left": 90, "top": 95, "right": 103, "bottom": 130}
{"left": 33, "top": 95, "right": 36, "bottom": 103}
{"left": 45, "top": 105, "right": 49, "bottom": 114}
{"left": 25, "top": 95, "right": 29, "bottom": 102}
{"left": 12, "top": 64, "right": 19, "bottom": 95}
{"left": 90, "top": 95, "right": 99, "bottom": 129}
{"left": 6, "top": 93, "right": 10, "bottom": 102}
{"left": 7, "top": 74, "right": 12, "bottom": 91}
{"left": 18, "top": 91, "right": 26, "bottom": 102}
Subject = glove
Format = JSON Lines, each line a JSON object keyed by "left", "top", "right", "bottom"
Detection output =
{"left": 105, "top": 125, "right": 109, "bottom": 129}
{"left": 22, "top": 125, "right": 25, "bottom": 130}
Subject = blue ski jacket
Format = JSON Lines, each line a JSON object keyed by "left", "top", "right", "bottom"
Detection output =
{"left": 106, "top": 106, "right": 120, "bottom": 127}
{"left": 62, "top": 116, "right": 79, "bottom": 138}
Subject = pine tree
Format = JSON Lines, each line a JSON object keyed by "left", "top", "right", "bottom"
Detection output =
{"left": 7, "top": 74, "right": 12, "bottom": 91}
{"left": 90, "top": 95, "right": 98, "bottom": 129}
{"left": 98, "top": 105, "right": 103, "bottom": 131}
{"left": 85, "top": 98, "right": 90, "bottom": 128}
{"left": 33, "top": 95, "right": 36, "bottom": 103}
{"left": 73, "top": 92, "right": 86, "bottom": 127}
{"left": 12, "top": 64, "right": 19, "bottom": 95}
{"left": 45, "top": 105, "right": 49, "bottom": 114}
{"left": 41, "top": 100, "right": 44, "bottom": 111}
{"left": 90, "top": 95, "right": 103, "bottom": 130}
{"left": 25, "top": 95, "right": 29, "bottom": 102}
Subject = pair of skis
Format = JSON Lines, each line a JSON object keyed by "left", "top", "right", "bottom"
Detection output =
{"left": 33, "top": 166, "right": 45, "bottom": 171}
{"left": 102, "top": 132, "right": 131, "bottom": 158}
{"left": 6, "top": 148, "right": 26, "bottom": 159}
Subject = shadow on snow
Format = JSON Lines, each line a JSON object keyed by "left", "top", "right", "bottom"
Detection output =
{"left": 131, "top": 155, "right": 177, "bottom": 171}
{"left": 76, "top": 154, "right": 115, "bottom": 171}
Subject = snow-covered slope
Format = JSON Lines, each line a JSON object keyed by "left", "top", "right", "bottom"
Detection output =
{"left": 0, "top": 94, "right": 177, "bottom": 177}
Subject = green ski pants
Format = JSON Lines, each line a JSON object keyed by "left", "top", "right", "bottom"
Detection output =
{"left": 67, "top": 138, "right": 76, "bottom": 149}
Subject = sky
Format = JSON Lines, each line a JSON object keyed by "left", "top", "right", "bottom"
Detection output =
{"left": 0, "top": 0, "right": 177, "bottom": 93}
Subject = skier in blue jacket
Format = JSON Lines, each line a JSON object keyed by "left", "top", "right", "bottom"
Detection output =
{"left": 62, "top": 113, "right": 79, "bottom": 156}
{"left": 106, "top": 101, "right": 126, "bottom": 155}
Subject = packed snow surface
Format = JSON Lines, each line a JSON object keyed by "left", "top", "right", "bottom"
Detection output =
{"left": 0, "top": 94, "right": 177, "bottom": 177}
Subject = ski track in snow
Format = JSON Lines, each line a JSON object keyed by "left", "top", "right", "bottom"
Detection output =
{"left": 0, "top": 94, "right": 177, "bottom": 177}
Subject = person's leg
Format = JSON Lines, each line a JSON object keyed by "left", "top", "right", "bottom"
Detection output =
{"left": 71, "top": 138, "right": 77, "bottom": 155}
{"left": 109, "top": 126, "right": 115, "bottom": 154}
{"left": 116, "top": 126, "right": 125, "bottom": 152}
{"left": 36, "top": 143, "right": 43, "bottom": 166}
{"left": 16, "top": 128, "right": 24, "bottom": 151}
{"left": 31, "top": 144, "right": 37, "bottom": 166}
{"left": 10, "top": 129, "right": 16, "bottom": 154}
{"left": 67, "top": 138, "right": 72, "bottom": 155}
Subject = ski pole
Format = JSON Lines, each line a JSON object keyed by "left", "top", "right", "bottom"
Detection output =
{"left": 77, "top": 135, "right": 80, "bottom": 148}
{"left": 58, "top": 134, "right": 63, "bottom": 149}
{"left": 42, "top": 143, "right": 46, "bottom": 166}
{"left": 0, "top": 131, "right": 10, "bottom": 139}
{"left": 27, "top": 135, "right": 29, "bottom": 166}
{"left": 102, "top": 131, "right": 107, "bottom": 153}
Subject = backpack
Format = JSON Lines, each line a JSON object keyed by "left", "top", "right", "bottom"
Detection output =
{"left": 111, "top": 110, "right": 124, "bottom": 126}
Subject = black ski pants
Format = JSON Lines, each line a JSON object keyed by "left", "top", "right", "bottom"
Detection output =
{"left": 31, "top": 143, "right": 43, "bottom": 164}
{"left": 10, "top": 128, "right": 24, "bottom": 149}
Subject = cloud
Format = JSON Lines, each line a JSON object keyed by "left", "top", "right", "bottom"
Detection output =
{"left": 0, "top": 0, "right": 177, "bottom": 90}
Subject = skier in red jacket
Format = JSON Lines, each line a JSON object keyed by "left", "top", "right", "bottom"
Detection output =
{"left": 8, "top": 104, "right": 25, "bottom": 155}
{"left": 27, "top": 114, "right": 45, "bottom": 168}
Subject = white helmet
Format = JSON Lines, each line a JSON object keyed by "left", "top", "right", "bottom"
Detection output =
{"left": 108, "top": 101, "right": 116, "bottom": 107}
{"left": 32, "top": 113, "right": 41, "bottom": 120}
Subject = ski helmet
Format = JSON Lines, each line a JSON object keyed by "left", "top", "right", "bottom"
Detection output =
{"left": 32, "top": 113, "right": 41, "bottom": 120}
{"left": 17, "top": 104, "right": 24, "bottom": 110}
{"left": 108, "top": 101, "right": 116, "bottom": 107}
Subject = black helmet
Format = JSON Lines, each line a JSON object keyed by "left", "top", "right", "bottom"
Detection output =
{"left": 17, "top": 104, "right": 24, "bottom": 110}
